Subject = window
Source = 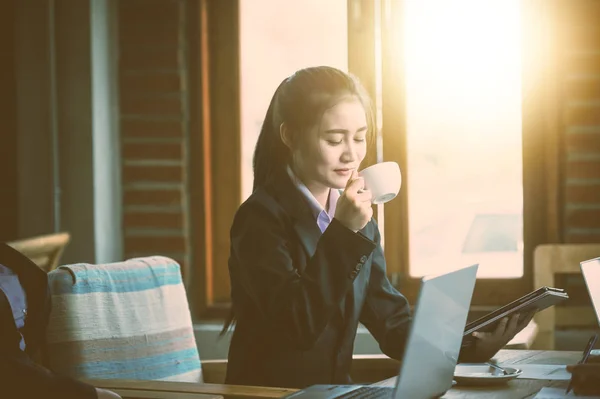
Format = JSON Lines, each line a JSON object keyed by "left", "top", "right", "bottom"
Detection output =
{"left": 462, "top": 214, "right": 522, "bottom": 254}
{"left": 403, "top": 0, "right": 524, "bottom": 279}
{"left": 192, "top": 0, "right": 545, "bottom": 316}
{"left": 240, "top": 0, "right": 348, "bottom": 200}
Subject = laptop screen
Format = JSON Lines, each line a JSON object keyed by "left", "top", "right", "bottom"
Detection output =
{"left": 580, "top": 257, "right": 600, "bottom": 326}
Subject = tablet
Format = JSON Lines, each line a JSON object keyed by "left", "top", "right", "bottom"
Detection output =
{"left": 464, "top": 286, "right": 568, "bottom": 336}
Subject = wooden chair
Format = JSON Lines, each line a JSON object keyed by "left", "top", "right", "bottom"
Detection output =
{"left": 45, "top": 256, "right": 204, "bottom": 383}
{"left": 531, "top": 243, "right": 600, "bottom": 350}
{"left": 7, "top": 232, "right": 70, "bottom": 273}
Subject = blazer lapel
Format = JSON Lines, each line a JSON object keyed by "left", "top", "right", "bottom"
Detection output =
{"left": 268, "top": 173, "right": 348, "bottom": 315}
{"left": 268, "top": 172, "right": 322, "bottom": 263}
{"left": 291, "top": 217, "right": 321, "bottom": 264}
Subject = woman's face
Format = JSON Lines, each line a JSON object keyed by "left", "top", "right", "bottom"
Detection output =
{"left": 291, "top": 97, "right": 368, "bottom": 193}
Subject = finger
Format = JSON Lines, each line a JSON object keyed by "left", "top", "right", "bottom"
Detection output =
{"left": 494, "top": 317, "right": 510, "bottom": 337}
{"left": 504, "top": 314, "right": 520, "bottom": 337}
{"left": 346, "top": 169, "right": 359, "bottom": 189}
{"left": 517, "top": 311, "right": 535, "bottom": 331}
{"left": 472, "top": 331, "right": 491, "bottom": 340}
{"left": 355, "top": 190, "right": 373, "bottom": 203}
{"left": 365, "top": 205, "right": 373, "bottom": 220}
{"left": 345, "top": 176, "right": 366, "bottom": 196}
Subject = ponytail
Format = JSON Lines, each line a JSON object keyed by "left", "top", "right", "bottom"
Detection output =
{"left": 252, "top": 78, "right": 289, "bottom": 192}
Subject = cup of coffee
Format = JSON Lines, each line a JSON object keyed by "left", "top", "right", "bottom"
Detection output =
{"left": 358, "top": 161, "right": 402, "bottom": 204}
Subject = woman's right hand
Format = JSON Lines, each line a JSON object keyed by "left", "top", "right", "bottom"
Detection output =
{"left": 334, "top": 170, "right": 373, "bottom": 232}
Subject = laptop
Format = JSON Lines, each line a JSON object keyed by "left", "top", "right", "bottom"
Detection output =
{"left": 285, "top": 264, "right": 479, "bottom": 399}
{"left": 580, "top": 257, "right": 600, "bottom": 325}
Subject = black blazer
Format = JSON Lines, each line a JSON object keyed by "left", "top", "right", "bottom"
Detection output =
{"left": 0, "top": 243, "right": 96, "bottom": 399}
{"left": 225, "top": 172, "right": 416, "bottom": 389}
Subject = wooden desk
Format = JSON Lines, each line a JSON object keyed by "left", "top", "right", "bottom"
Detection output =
{"left": 86, "top": 379, "right": 297, "bottom": 399}
{"left": 113, "top": 388, "right": 223, "bottom": 399}
{"left": 88, "top": 350, "right": 580, "bottom": 399}
{"left": 373, "top": 350, "right": 580, "bottom": 399}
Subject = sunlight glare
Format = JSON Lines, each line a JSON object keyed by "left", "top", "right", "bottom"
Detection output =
{"left": 405, "top": 0, "right": 524, "bottom": 278}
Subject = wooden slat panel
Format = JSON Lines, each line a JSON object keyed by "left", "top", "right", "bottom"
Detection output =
{"left": 565, "top": 209, "right": 600, "bottom": 229}
{"left": 565, "top": 80, "right": 600, "bottom": 101}
{"left": 118, "top": 0, "right": 191, "bottom": 285}
{"left": 122, "top": 142, "right": 182, "bottom": 160}
{"left": 124, "top": 189, "right": 182, "bottom": 207}
{"left": 566, "top": 232, "right": 600, "bottom": 243}
{"left": 565, "top": 184, "right": 600, "bottom": 204}
{"left": 567, "top": 131, "right": 600, "bottom": 152}
{"left": 120, "top": 72, "right": 184, "bottom": 94}
{"left": 123, "top": 212, "right": 183, "bottom": 229}
{"left": 119, "top": 0, "right": 181, "bottom": 20}
{"left": 124, "top": 236, "right": 186, "bottom": 253}
{"left": 120, "top": 95, "right": 183, "bottom": 116}
{"left": 120, "top": 48, "right": 182, "bottom": 70}
{"left": 122, "top": 165, "right": 183, "bottom": 183}
{"left": 566, "top": 160, "right": 600, "bottom": 179}
{"left": 119, "top": 0, "right": 180, "bottom": 48}
{"left": 121, "top": 119, "right": 184, "bottom": 139}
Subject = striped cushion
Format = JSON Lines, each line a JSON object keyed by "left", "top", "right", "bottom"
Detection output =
{"left": 45, "top": 256, "right": 202, "bottom": 383}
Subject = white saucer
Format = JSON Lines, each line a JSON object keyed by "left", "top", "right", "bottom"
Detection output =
{"left": 454, "top": 364, "right": 522, "bottom": 386}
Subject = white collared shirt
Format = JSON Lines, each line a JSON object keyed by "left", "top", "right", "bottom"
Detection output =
{"left": 287, "top": 166, "right": 340, "bottom": 233}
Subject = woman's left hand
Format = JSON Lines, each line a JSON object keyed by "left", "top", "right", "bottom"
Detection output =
{"left": 471, "top": 311, "right": 536, "bottom": 361}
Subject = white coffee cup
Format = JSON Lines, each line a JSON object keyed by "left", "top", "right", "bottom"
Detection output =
{"left": 358, "top": 161, "right": 402, "bottom": 204}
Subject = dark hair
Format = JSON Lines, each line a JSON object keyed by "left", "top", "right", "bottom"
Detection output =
{"left": 252, "top": 66, "right": 375, "bottom": 191}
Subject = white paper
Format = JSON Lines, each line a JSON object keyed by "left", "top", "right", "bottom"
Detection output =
{"left": 515, "top": 364, "right": 571, "bottom": 380}
{"left": 534, "top": 387, "right": 600, "bottom": 399}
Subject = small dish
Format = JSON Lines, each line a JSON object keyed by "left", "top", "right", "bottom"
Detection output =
{"left": 454, "top": 364, "right": 522, "bottom": 386}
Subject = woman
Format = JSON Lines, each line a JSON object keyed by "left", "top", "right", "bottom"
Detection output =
{"left": 224, "top": 66, "right": 532, "bottom": 389}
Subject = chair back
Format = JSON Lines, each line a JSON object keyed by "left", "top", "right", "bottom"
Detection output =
{"left": 7, "top": 232, "right": 70, "bottom": 272}
{"left": 45, "top": 256, "right": 202, "bottom": 382}
{"left": 532, "top": 243, "right": 600, "bottom": 349}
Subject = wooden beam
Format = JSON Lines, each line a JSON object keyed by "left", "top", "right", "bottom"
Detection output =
{"left": 347, "top": 0, "right": 377, "bottom": 167}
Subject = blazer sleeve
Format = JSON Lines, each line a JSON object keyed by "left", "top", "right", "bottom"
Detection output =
{"left": 230, "top": 200, "right": 376, "bottom": 350}
{"left": 354, "top": 224, "right": 485, "bottom": 363}
{"left": 358, "top": 222, "right": 412, "bottom": 361}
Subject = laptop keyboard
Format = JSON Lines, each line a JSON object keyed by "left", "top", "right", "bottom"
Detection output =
{"left": 336, "top": 386, "right": 394, "bottom": 399}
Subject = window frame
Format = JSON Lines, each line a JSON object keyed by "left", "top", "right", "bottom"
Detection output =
{"left": 189, "top": 0, "right": 565, "bottom": 319}
{"left": 380, "top": 0, "right": 564, "bottom": 307}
